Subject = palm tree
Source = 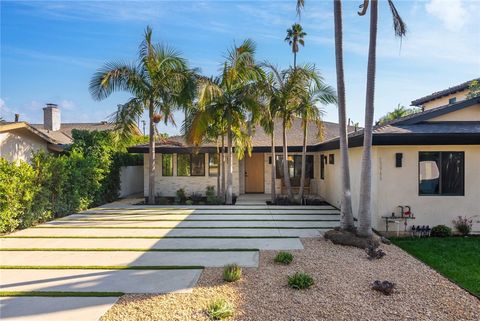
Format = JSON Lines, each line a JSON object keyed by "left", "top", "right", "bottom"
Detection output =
{"left": 186, "top": 40, "right": 264, "bottom": 204}
{"left": 285, "top": 23, "right": 307, "bottom": 68}
{"left": 297, "top": 84, "right": 337, "bottom": 201}
{"left": 89, "top": 26, "right": 196, "bottom": 205}
{"left": 357, "top": 0, "right": 406, "bottom": 237}
{"left": 376, "top": 104, "right": 419, "bottom": 125}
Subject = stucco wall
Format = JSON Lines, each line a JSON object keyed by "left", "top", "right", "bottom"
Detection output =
{"left": 421, "top": 90, "right": 468, "bottom": 110}
{"left": 0, "top": 129, "right": 49, "bottom": 163}
{"left": 428, "top": 103, "right": 480, "bottom": 121}
{"left": 119, "top": 166, "right": 144, "bottom": 197}
{"left": 143, "top": 153, "right": 240, "bottom": 197}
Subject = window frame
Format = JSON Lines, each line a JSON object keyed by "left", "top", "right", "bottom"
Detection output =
{"left": 191, "top": 153, "right": 206, "bottom": 176}
{"left": 162, "top": 154, "right": 173, "bottom": 176}
{"left": 176, "top": 154, "right": 191, "bottom": 177}
{"left": 418, "top": 151, "right": 465, "bottom": 196}
{"left": 208, "top": 153, "right": 219, "bottom": 177}
{"left": 275, "top": 155, "right": 314, "bottom": 180}
{"left": 320, "top": 155, "right": 325, "bottom": 180}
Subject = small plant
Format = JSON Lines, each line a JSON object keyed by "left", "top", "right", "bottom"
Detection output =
{"left": 185, "top": 199, "right": 194, "bottom": 205}
{"left": 206, "top": 298, "right": 234, "bottom": 320}
{"left": 288, "top": 272, "right": 314, "bottom": 290}
{"left": 190, "top": 192, "right": 203, "bottom": 204}
{"left": 452, "top": 216, "right": 473, "bottom": 236}
{"left": 274, "top": 251, "right": 294, "bottom": 265}
{"left": 223, "top": 264, "right": 242, "bottom": 282}
{"left": 157, "top": 196, "right": 170, "bottom": 205}
{"left": 431, "top": 225, "right": 452, "bottom": 237}
{"left": 206, "top": 186, "right": 223, "bottom": 205}
{"left": 175, "top": 188, "right": 187, "bottom": 205}
{"left": 365, "top": 242, "right": 386, "bottom": 260}
{"left": 372, "top": 280, "right": 395, "bottom": 295}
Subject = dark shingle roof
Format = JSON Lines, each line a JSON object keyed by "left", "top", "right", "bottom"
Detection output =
{"left": 411, "top": 78, "right": 479, "bottom": 106}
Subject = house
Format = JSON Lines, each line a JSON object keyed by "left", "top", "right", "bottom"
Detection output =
{"left": 129, "top": 79, "right": 480, "bottom": 233}
{"left": 0, "top": 103, "right": 115, "bottom": 163}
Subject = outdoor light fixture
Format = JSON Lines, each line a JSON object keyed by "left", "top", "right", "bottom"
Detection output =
{"left": 395, "top": 153, "right": 403, "bottom": 168}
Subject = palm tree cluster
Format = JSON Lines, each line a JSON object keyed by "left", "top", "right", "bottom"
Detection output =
{"left": 376, "top": 104, "right": 419, "bottom": 125}
{"left": 90, "top": 27, "right": 336, "bottom": 205}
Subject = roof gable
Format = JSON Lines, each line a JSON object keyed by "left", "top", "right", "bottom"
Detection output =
{"left": 411, "top": 78, "right": 478, "bottom": 106}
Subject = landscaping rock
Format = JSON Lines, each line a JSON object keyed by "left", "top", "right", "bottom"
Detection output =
{"left": 324, "top": 228, "right": 380, "bottom": 249}
{"left": 381, "top": 236, "right": 392, "bottom": 245}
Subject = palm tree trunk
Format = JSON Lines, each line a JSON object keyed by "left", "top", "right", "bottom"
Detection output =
{"left": 357, "top": 0, "right": 378, "bottom": 237}
{"left": 226, "top": 128, "right": 233, "bottom": 205}
{"left": 282, "top": 119, "right": 293, "bottom": 201}
{"left": 334, "top": 0, "right": 354, "bottom": 230}
{"left": 147, "top": 102, "right": 156, "bottom": 205}
{"left": 216, "top": 140, "right": 221, "bottom": 198}
{"left": 298, "top": 120, "right": 307, "bottom": 202}
{"left": 293, "top": 52, "right": 297, "bottom": 69}
{"left": 270, "top": 131, "right": 276, "bottom": 203}
{"left": 221, "top": 134, "right": 226, "bottom": 199}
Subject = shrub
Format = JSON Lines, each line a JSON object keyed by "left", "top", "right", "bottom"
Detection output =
{"left": 175, "top": 188, "right": 187, "bottom": 205}
{"left": 452, "top": 216, "right": 473, "bottom": 236}
{"left": 372, "top": 280, "right": 395, "bottom": 295}
{"left": 274, "top": 251, "right": 294, "bottom": 265}
{"left": 288, "top": 272, "right": 314, "bottom": 289}
{"left": 431, "top": 225, "right": 452, "bottom": 237}
{"left": 185, "top": 199, "right": 194, "bottom": 205}
{"left": 365, "top": 242, "right": 386, "bottom": 260}
{"left": 206, "top": 186, "right": 224, "bottom": 205}
{"left": 206, "top": 299, "right": 234, "bottom": 320}
{"left": 223, "top": 264, "right": 242, "bottom": 282}
{"left": 157, "top": 197, "right": 170, "bottom": 205}
{"left": 190, "top": 192, "right": 203, "bottom": 204}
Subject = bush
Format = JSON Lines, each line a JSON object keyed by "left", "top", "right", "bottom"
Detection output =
{"left": 431, "top": 225, "right": 452, "bottom": 237}
{"left": 206, "top": 299, "right": 234, "bottom": 320}
{"left": 185, "top": 199, "right": 194, "bottom": 205}
{"left": 223, "top": 264, "right": 242, "bottom": 282}
{"left": 206, "top": 186, "right": 224, "bottom": 205}
{"left": 274, "top": 251, "right": 294, "bottom": 265}
{"left": 288, "top": 272, "right": 314, "bottom": 289}
{"left": 190, "top": 192, "right": 203, "bottom": 204}
{"left": 452, "top": 216, "right": 473, "bottom": 236}
{"left": 175, "top": 188, "right": 187, "bottom": 205}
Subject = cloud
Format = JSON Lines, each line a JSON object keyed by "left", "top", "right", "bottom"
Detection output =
{"left": 425, "top": 0, "right": 469, "bottom": 31}
{"left": 59, "top": 99, "right": 76, "bottom": 111}
{"left": 0, "top": 98, "right": 5, "bottom": 109}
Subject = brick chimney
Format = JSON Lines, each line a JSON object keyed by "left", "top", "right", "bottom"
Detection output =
{"left": 43, "top": 103, "right": 61, "bottom": 131}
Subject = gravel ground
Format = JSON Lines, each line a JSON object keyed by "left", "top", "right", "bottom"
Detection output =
{"left": 101, "top": 238, "right": 480, "bottom": 321}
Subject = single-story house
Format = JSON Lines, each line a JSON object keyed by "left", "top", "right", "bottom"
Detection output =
{"left": 129, "top": 79, "right": 480, "bottom": 233}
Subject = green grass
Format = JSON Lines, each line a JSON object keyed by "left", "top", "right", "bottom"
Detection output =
{"left": 1, "top": 248, "right": 259, "bottom": 252}
{"left": 274, "top": 251, "right": 294, "bottom": 265}
{"left": 391, "top": 236, "right": 480, "bottom": 296}
{"left": 0, "top": 291, "right": 123, "bottom": 297}
{"left": 0, "top": 265, "right": 203, "bottom": 270}
{"left": 287, "top": 272, "right": 314, "bottom": 290}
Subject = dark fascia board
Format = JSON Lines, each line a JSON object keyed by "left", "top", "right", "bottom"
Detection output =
{"left": 410, "top": 78, "right": 478, "bottom": 106}
{"left": 397, "top": 97, "right": 480, "bottom": 125}
{"left": 127, "top": 145, "right": 311, "bottom": 154}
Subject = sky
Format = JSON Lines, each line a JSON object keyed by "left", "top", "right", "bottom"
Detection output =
{"left": 1, "top": 0, "right": 479, "bottom": 135}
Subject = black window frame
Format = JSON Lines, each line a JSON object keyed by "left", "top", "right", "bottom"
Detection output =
{"left": 191, "top": 153, "right": 206, "bottom": 176}
{"left": 320, "top": 155, "right": 325, "bottom": 180}
{"left": 448, "top": 97, "right": 457, "bottom": 104}
{"left": 162, "top": 154, "right": 173, "bottom": 176}
{"left": 275, "top": 155, "right": 314, "bottom": 180}
{"left": 208, "top": 153, "right": 219, "bottom": 177}
{"left": 418, "top": 151, "right": 464, "bottom": 196}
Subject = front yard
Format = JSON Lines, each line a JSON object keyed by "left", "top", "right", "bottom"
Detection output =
{"left": 391, "top": 236, "right": 480, "bottom": 296}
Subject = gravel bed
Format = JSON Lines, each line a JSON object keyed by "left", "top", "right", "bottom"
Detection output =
{"left": 101, "top": 238, "right": 480, "bottom": 321}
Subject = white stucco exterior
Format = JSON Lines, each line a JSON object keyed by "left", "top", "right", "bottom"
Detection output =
{"left": 0, "top": 128, "right": 49, "bottom": 163}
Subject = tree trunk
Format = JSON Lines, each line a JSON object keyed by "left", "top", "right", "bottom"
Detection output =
{"left": 270, "top": 130, "right": 276, "bottom": 203}
{"left": 357, "top": 0, "right": 378, "bottom": 237}
{"left": 147, "top": 102, "right": 156, "bottom": 205}
{"left": 298, "top": 120, "right": 307, "bottom": 202}
{"left": 221, "top": 134, "right": 226, "bottom": 200}
{"left": 226, "top": 128, "right": 233, "bottom": 205}
{"left": 282, "top": 119, "right": 293, "bottom": 201}
{"left": 334, "top": 0, "right": 355, "bottom": 230}
{"left": 293, "top": 51, "right": 297, "bottom": 69}
{"left": 216, "top": 140, "right": 221, "bottom": 198}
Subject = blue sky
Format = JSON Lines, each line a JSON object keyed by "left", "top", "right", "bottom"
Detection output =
{"left": 1, "top": 0, "right": 479, "bottom": 135}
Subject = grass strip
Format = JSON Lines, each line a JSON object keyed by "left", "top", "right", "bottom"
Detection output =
{"left": 33, "top": 226, "right": 333, "bottom": 229}
{"left": 0, "top": 291, "right": 123, "bottom": 297}
{"left": 1, "top": 248, "right": 259, "bottom": 252}
{"left": 0, "top": 265, "right": 203, "bottom": 270}
{"left": 1, "top": 235, "right": 296, "bottom": 239}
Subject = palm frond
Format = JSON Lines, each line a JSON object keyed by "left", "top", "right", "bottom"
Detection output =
{"left": 108, "top": 98, "right": 144, "bottom": 140}
{"left": 388, "top": 0, "right": 407, "bottom": 38}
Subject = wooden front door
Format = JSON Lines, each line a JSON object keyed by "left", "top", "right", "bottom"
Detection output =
{"left": 245, "top": 153, "right": 264, "bottom": 193}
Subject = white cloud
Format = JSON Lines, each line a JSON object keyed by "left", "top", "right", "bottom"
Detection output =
{"left": 0, "top": 98, "right": 5, "bottom": 109}
{"left": 425, "top": 0, "right": 469, "bottom": 31}
{"left": 59, "top": 99, "right": 76, "bottom": 111}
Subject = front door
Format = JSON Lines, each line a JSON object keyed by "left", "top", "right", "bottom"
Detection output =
{"left": 245, "top": 153, "right": 264, "bottom": 193}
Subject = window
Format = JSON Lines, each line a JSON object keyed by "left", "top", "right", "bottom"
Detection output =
{"left": 276, "top": 155, "right": 314, "bottom": 185}
{"left": 177, "top": 154, "right": 191, "bottom": 176}
{"left": 162, "top": 154, "right": 173, "bottom": 176}
{"left": 329, "top": 154, "right": 335, "bottom": 164}
{"left": 419, "top": 152, "right": 464, "bottom": 196}
{"left": 320, "top": 155, "right": 325, "bottom": 180}
{"left": 209, "top": 153, "right": 219, "bottom": 176}
{"left": 448, "top": 97, "right": 457, "bottom": 104}
{"left": 191, "top": 153, "right": 205, "bottom": 176}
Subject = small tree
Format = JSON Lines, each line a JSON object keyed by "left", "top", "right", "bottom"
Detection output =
{"left": 466, "top": 80, "right": 480, "bottom": 99}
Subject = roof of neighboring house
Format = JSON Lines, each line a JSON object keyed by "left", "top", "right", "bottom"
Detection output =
{"left": 30, "top": 122, "right": 115, "bottom": 145}
{"left": 128, "top": 118, "right": 358, "bottom": 153}
{"left": 411, "top": 78, "right": 479, "bottom": 106}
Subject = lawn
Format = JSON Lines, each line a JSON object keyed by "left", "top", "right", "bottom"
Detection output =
{"left": 391, "top": 236, "right": 480, "bottom": 296}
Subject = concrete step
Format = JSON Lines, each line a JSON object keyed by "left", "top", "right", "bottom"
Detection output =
{"left": 82, "top": 208, "right": 340, "bottom": 215}
{"left": 63, "top": 214, "right": 340, "bottom": 220}
{"left": 89, "top": 205, "right": 338, "bottom": 211}
{"left": 0, "top": 237, "right": 304, "bottom": 250}
{"left": 0, "top": 268, "right": 202, "bottom": 293}
{"left": 0, "top": 250, "right": 259, "bottom": 268}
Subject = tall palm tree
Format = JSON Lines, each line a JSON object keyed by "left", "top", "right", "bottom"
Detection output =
{"left": 89, "top": 26, "right": 196, "bottom": 205}
{"left": 297, "top": 84, "right": 337, "bottom": 201}
{"left": 357, "top": 0, "right": 406, "bottom": 237}
{"left": 285, "top": 23, "right": 307, "bottom": 68}
{"left": 186, "top": 40, "right": 264, "bottom": 204}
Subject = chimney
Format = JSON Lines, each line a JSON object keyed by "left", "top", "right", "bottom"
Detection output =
{"left": 43, "top": 103, "right": 61, "bottom": 131}
{"left": 15, "top": 114, "right": 20, "bottom": 122}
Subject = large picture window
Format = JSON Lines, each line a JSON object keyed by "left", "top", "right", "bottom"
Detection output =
{"left": 209, "top": 153, "right": 219, "bottom": 177}
{"left": 419, "top": 152, "right": 464, "bottom": 196}
{"left": 176, "top": 153, "right": 205, "bottom": 177}
{"left": 276, "top": 155, "right": 314, "bottom": 185}
{"left": 162, "top": 154, "right": 173, "bottom": 176}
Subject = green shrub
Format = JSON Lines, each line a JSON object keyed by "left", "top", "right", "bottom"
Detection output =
{"left": 274, "top": 251, "right": 294, "bottom": 265}
{"left": 206, "top": 186, "right": 223, "bottom": 205}
{"left": 185, "top": 199, "right": 194, "bottom": 205}
{"left": 223, "top": 264, "right": 242, "bottom": 282}
{"left": 288, "top": 272, "right": 314, "bottom": 290}
{"left": 175, "top": 188, "right": 187, "bottom": 205}
{"left": 431, "top": 225, "right": 452, "bottom": 237}
{"left": 206, "top": 299, "right": 234, "bottom": 320}
{"left": 157, "top": 197, "right": 170, "bottom": 205}
{"left": 190, "top": 192, "right": 203, "bottom": 204}
{"left": 452, "top": 216, "right": 473, "bottom": 236}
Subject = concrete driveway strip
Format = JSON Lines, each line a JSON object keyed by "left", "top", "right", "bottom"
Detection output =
{"left": 0, "top": 297, "right": 118, "bottom": 321}
{"left": 0, "top": 269, "right": 202, "bottom": 293}
{"left": 0, "top": 250, "right": 259, "bottom": 267}
{"left": 63, "top": 214, "right": 340, "bottom": 220}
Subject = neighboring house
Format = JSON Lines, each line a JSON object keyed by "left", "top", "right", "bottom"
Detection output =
{"left": 130, "top": 79, "right": 480, "bottom": 233}
{"left": 0, "top": 103, "right": 114, "bottom": 163}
